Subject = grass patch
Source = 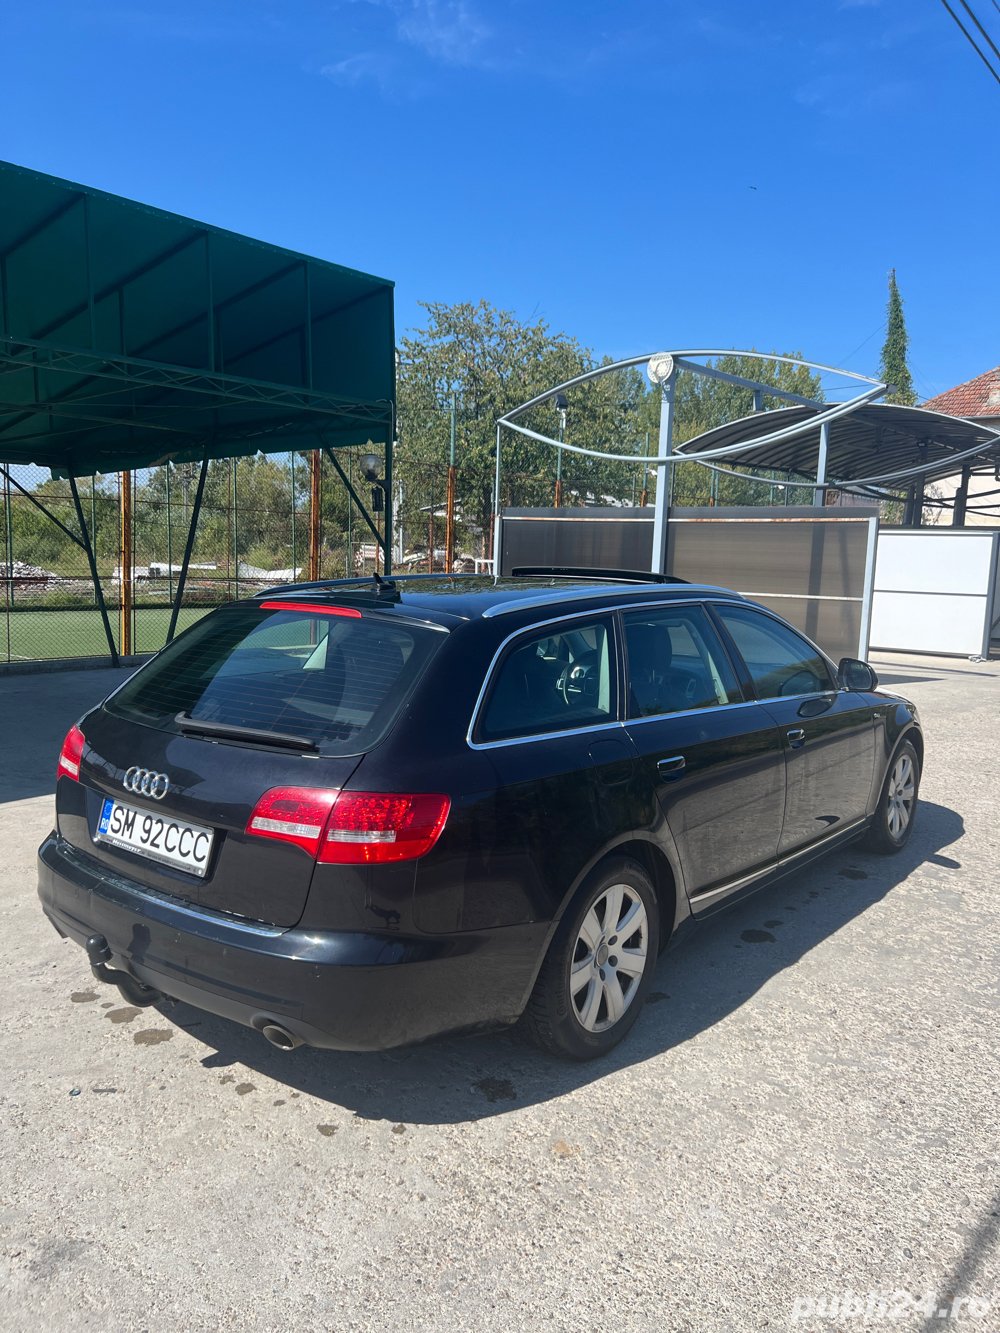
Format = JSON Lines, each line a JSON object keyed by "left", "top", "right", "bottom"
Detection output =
{"left": 4, "top": 606, "right": 209, "bottom": 661}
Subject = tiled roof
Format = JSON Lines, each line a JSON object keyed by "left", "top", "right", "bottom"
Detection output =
{"left": 922, "top": 366, "right": 1000, "bottom": 419}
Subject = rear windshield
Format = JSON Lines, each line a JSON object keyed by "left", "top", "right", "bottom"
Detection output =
{"left": 105, "top": 605, "right": 441, "bottom": 755}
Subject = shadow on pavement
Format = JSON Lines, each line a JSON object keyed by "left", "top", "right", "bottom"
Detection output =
{"left": 0, "top": 667, "right": 135, "bottom": 804}
{"left": 148, "top": 799, "right": 965, "bottom": 1125}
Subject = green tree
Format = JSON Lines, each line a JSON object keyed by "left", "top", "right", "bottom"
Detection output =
{"left": 395, "top": 301, "right": 648, "bottom": 557}
{"left": 8, "top": 474, "right": 118, "bottom": 575}
{"left": 879, "top": 269, "right": 917, "bottom": 406}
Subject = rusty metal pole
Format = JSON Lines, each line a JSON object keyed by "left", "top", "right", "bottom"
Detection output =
{"left": 444, "top": 394, "right": 456, "bottom": 573}
{"left": 308, "top": 448, "right": 321, "bottom": 581}
{"left": 119, "top": 469, "right": 132, "bottom": 656}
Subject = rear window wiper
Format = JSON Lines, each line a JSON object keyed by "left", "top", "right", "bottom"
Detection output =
{"left": 175, "top": 712, "right": 319, "bottom": 753}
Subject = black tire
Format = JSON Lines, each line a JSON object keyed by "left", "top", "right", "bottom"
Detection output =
{"left": 862, "top": 739, "right": 920, "bottom": 854}
{"left": 520, "top": 858, "right": 659, "bottom": 1060}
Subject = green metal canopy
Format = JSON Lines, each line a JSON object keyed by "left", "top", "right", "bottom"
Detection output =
{"left": 0, "top": 159, "right": 395, "bottom": 477}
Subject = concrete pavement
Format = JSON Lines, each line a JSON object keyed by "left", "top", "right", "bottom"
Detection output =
{"left": 1, "top": 653, "right": 997, "bottom": 1331}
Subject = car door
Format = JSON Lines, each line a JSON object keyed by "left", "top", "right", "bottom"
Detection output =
{"left": 711, "top": 602, "right": 877, "bottom": 858}
{"left": 470, "top": 613, "right": 636, "bottom": 928}
{"left": 620, "top": 603, "right": 786, "bottom": 902}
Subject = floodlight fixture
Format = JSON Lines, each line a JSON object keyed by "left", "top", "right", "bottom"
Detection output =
{"left": 646, "top": 353, "right": 675, "bottom": 386}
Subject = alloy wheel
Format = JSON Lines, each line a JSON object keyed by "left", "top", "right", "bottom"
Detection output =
{"left": 569, "top": 881, "right": 649, "bottom": 1032}
{"left": 887, "top": 752, "right": 916, "bottom": 839}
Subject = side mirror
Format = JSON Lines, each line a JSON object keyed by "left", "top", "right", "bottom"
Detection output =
{"left": 838, "top": 657, "right": 878, "bottom": 692}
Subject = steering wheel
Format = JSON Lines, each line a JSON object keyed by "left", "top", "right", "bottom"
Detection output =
{"left": 557, "top": 660, "right": 596, "bottom": 706}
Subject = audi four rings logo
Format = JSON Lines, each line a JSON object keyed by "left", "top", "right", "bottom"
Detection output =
{"left": 123, "top": 767, "right": 170, "bottom": 800}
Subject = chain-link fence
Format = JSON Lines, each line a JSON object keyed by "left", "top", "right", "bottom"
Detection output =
{"left": 2, "top": 440, "right": 828, "bottom": 665}
{"left": 1, "top": 449, "right": 393, "bottom": 665}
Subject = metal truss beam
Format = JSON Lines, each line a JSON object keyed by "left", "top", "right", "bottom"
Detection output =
{"left": 0, "top": 339, "right": 390, "bottom": 420}
{"left": 672, "top": 357, "right": 823, "bottom": 409}
{"left": 166, "top": 457, "right": 209, "bottom": 644}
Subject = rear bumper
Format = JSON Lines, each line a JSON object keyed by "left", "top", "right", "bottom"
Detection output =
{"left": 37, "top": 833, "right": 546, "bottom": 1051}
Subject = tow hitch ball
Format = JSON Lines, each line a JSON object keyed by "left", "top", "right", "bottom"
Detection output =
{"left": 85, "top": 934, "right": 164, "bottom": 1008}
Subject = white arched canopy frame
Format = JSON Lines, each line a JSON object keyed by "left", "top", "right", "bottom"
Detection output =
{"left": 494, "top": 350, "right": 889, "bottom": 573}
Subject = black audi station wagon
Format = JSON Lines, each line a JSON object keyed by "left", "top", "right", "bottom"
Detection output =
{"left": 38, "top": 572, "right": 922, "bottom": 1060}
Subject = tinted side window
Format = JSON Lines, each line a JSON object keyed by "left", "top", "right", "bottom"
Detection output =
{"left": 715, "top": 605, "right": 833, "bottom": 699}
{"left": 624, "top": 606, "right": 741, "bottom": 718}
{"left": 479, "top": 619, "right": 614, "bottom": 742}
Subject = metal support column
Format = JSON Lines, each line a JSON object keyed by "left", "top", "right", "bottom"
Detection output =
{"left": 904, "top": 481, "right": 926, "bottom": 527}
{"left": 69, "top": 475, "right": 119, "bottom": 665}
{"left": 650, "top": 368, "right": 676, "bottom": 575}
{"left": 492, "top": 422, "right": 503, "bottom": 574}
{"left": 308, "top": 449, "right": 321, "bottom": 581}
{"left": 953, "top": 465, "right": 971, "bottom": 527}
{"left": 165, "top": 463, "right": 174, "bottom": 603}
{"left": 814, "top": 420, "right": 830, "bottom": 507}
{"left": 119, "top": 468, "right": 133, "bottom": 656}
{"left": 166, "top": 458, "right": 208, "bottom": 644}
{"left": 231, "top": 456, "right": 239, "bottom": 599}
{"left": 290, "top": 452, "right": 297, "bottom": 576}
{"left": 3, "top": 468, "right": 12, "bottom": 644}
{"left": 383, "top": 407, "right": 394, "bottom": 576}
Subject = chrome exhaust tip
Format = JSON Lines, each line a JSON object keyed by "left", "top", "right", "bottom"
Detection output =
{"left": 259, "top": 1022, "right": 303, "bottom": 1051}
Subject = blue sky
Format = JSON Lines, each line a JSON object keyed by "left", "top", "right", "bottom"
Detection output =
{"left": 4, "top": 0, "right": 998, "bottom": 400}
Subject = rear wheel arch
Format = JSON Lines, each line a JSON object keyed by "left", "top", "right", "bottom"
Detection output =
{"left": 600, "top": 839, "right": 678, "bottom": 952}
{"left": 521, "top": 853, "right": 661, "bottom": 1058}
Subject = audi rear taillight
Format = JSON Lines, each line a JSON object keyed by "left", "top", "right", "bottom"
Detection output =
{"left": 245, "top": 787, "right": 341, "bottom": 858}
{"left": 57, "top": 724, "right": 85, "bottom": 782}
{"left": 246, "top": 788, "right": 450, "bottom": 864}
{"left": 321, "top": 792, "right": 451, "bottom": 864}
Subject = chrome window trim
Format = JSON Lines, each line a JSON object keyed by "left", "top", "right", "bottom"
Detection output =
{"left": 466, "top": 594, "right": 844, "bottom": 750}
{"left": 624, "top": 698, "right": 765, "bottom": 728}
{"left": 467, "top": 597, "right": 759, "bottom": 749}
{"left": 468, "top": 718, "right": 628, "bottom": 752}
{"left": 467, "top": 608, "right": 624, "bottom": 750}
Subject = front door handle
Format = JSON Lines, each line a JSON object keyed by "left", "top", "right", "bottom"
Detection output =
{"left": 657, "top": 755, "right": 686, "bottom": 779}
{"left": 786, "top": 727, "right": 806, "bottom": 747}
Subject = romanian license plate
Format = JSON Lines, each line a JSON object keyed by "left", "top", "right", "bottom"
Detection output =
{"left": 96, "top": 798, "right": 214, "bottom": 877}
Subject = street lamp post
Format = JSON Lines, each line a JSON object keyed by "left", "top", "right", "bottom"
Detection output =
{"left": 553, "top": 393, "right": 568, "bottom": 507}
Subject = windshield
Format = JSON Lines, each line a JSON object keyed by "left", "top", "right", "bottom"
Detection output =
{"left": 106, "top": 605, "right": 441, "bottom": 755}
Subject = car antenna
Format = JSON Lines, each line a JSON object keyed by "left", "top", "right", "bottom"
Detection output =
{"left": 372, "top": 571, "right": 399, "bottom": 601}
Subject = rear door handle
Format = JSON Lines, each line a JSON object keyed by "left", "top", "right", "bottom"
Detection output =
{"left": 657, "top": 755, "right": 686, "bottom": 779}
{"left": 786, "top": 727, "right": 806, "bottom": 747}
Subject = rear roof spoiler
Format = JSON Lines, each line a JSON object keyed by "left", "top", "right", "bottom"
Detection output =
{"left": 258, "top": 573, "right": 401, "bottom": 605}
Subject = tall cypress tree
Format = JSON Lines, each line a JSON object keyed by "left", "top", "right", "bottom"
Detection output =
{"left": 879, "top": 269, "right": 917, "bottom": 405}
